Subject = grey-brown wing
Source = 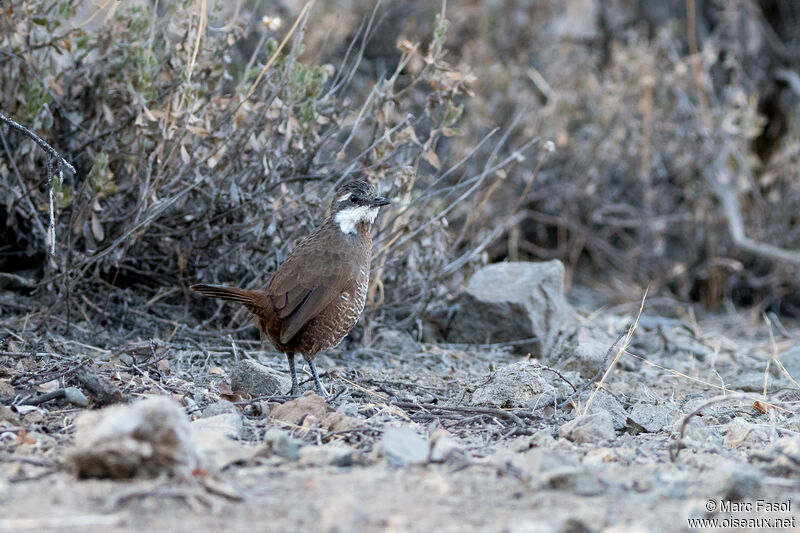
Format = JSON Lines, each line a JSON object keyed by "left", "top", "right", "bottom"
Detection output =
{"left": 267, "top": 225, "right": 359, "bottom": 344}
{"left": 274, "top": 284, "right": 340, "bottom": 344}
{"left": 270, "top": 284, "right": 312, "bottom": 319}
{"left": 268, "top": 264, "right": 350, "bottom": 344}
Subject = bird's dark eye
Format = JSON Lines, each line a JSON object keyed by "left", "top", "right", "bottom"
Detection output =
{"left": 349, "top": 196, "right": 359, "bottom": 203}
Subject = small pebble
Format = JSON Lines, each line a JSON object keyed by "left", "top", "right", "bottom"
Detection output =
{"left": 64, "top": 387, "right": 89, "bottom": 407}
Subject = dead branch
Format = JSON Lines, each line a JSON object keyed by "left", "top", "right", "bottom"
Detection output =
{"left": 707, "top": 167, "right": 800, "bottom": 265}
{"left": 670, "top": 394, "right": 739, "bottom": 462}
{"left": 13, "top": 386, "right": 88, "bottom": 407}
{"left": 74, "top": 367, "right": 126, "bottom": 405}
{"left": 0, "top": 110, "right": 76, "bottom": 257}
{"left": 775, "top": 68, "right": 800, "bottom": 97}
{"left": 391, "top": 400, "right": 526, "bottom": 427}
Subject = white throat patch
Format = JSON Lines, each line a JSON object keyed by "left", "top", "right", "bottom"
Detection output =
{"left": 335, "top": 205, "right": 379, "bottom": 234}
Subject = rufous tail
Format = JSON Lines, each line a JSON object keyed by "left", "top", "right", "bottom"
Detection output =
{"left": 191, "top": 284, "right": 261, "bottom": 305}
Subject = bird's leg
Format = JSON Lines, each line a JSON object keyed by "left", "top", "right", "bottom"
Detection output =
{"left": 307, "top": 358, "right": 328, "bottom": 397}
{"left": 286, "top": 353, "right": 300, "bottom": 396}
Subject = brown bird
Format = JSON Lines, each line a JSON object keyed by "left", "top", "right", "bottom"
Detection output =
{"left": 191, "top": 179, "right": 390, "bottom": 396}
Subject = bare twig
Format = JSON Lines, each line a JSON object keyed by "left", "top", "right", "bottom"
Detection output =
{"left": 706, "top": 168, "right": 800, "bottom": 265}
{"left": 583, "top": 289, "right": 648, "bottom": 414}
{"left": 0, "top": 111, "right": 76, "bottom": 257}
{"left": 775, "top": 68, "right": 800, "bottom": 98}
{"left": 104, "top": 484, "right": 212, "bottom": 512}
{"left": 560, "top": 330, "right": 627, "bottom": 409}
{"left": 670, "top": 394, "right": 756, "bottom": 461}
{"left": 391, "top": 401, "right": 526, "bottom": 428}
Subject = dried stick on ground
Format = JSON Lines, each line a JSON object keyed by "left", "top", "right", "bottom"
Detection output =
{"left": 559, "top": 330, "right": 627, "bottom": 410}
{"left": 583, "top": 289, "right": 648, "bottom": 414}
{"left": 670, "top": 393, "right": 790, "bottom": 462}
{"left": 0, "top": 110, "right": 76, "bottom": 257}
{"left": 391, "top": 401, "right": 526, "bottom": 428}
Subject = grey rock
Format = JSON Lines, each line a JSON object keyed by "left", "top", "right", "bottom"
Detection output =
{"left": 194, "top": 426, "right": 257, "bottom": 470}
{"left": 192, "top": 413, "right": 243, "bottom": 439}
{"left": 558, "top": 411, "right": 615, "bottom": 444}
{"left": 677, "top": 418, "right": 724, "bottom": 449}
{"left": 681, "top": 395, "right": 736, "bottom": 424}
{"left": 729, "top": 371, "right": 773, "bottom": 393}
{"left": 778, "top": 345, "right": 800, "bottom": 379}
{"left": 64, "top": 387, "right": 89, "bottom": 407}
{"left": 674, "top": 340, "right": 713, "bottom": 360}
{"left": 637, "top": 315, "right": 694, "bottom": 330}
{"left": 338, "top": 402, "right": 359, "bottom": 418}
{"left": 470, "top": 360, "right": 555, "bottom": 408}
{"left": 581, "top": 390, "right": 628, "bottom": 430}
{"left": 445, "top": 260, "right": 568, "bottom": 356}
{"left": 230, "top": 359, "right": 291, "bottom": 396}
{"left": 724, "top": 417, "right": 774, "bottom": 448}
{"left": 555, "top": 326, "right": 618, "bottom": 378}
{"left": 372, "top": 328, "right": 418, "bottom": 354}
{"left": 263, "top": 427, "right": 301, "bottom": 462}
{"left": 627, "top": 403, "right": 676, "bottom": 433}
{"left": 299, "top": 444, "right": 356, "bottom": 467}
{"left": 379, "top": 426, "right": 429, "bottom": 466}
{"left": 68, "top": 397, "right": 201, "bottom": 479}
{"left": 202, "top": 400, "right": 238, "bottom": 418}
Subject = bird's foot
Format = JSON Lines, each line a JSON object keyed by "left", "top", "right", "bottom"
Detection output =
{"left": 286, "top": 353, "right": 301, "bottom": 397}
{"left": 308, "top": 359, "right": 328, "bottom": 398}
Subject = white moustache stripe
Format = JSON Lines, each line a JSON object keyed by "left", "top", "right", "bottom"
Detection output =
{"left": 335, "top": 206, "right": 379, "bottom": 234}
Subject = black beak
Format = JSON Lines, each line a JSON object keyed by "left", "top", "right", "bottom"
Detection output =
{"left": 370, "top": 196, "right": 391, "bottom": 207}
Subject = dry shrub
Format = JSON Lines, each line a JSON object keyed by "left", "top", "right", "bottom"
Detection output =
{"left": 296, "top": 0, "right": 800, "bottom": 315}
{"left": 4, "top": 0, "right": 800, "bottom": 340}
{"left": 0, "top": 1, "right": 532, "bottom": 337}
{"left": 434, "top": 0, "right": 800, "bottom": 313}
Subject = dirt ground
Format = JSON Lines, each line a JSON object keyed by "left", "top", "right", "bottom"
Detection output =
{"left": 2, "top": 293, "right": 800, "bottom": 533}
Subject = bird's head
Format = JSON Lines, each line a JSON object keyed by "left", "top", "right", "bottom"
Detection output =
{"left": 330, "top": 179, "right": 391, "bottom": 234}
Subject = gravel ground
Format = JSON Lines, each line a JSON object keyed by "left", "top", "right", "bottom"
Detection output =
{"left": 1, "top": 300, "right": 799, "bottom": 533}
